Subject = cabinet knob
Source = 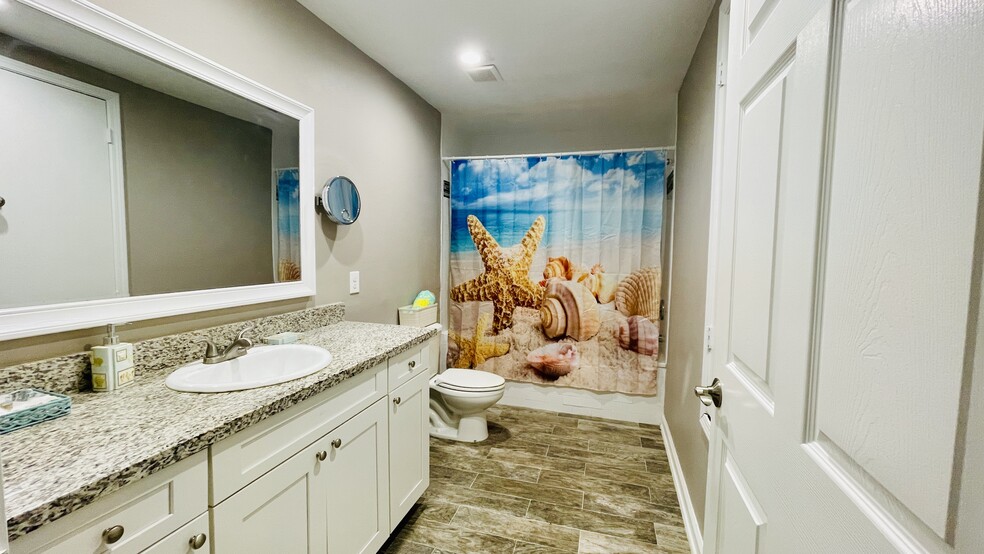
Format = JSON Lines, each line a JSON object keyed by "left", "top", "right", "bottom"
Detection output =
{"left": 331, "top": 438, "right": 342, "bottom": 449}
{"left": 189, "top": 533, "right": 207, "bottom": 550}
{"left": 316, "top": 450, "right": 327, "bottom": 461}
{"left": 103, "top": 525, "right": 125, "bottom": 544}
{"left": 393, "top": 396, "right": 402, "bottom": 405}
{"left": 408, "top": 360, "right": 416, "bottom": 369}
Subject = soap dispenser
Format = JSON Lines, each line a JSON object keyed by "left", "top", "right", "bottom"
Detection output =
{"left": 90, "top": 324, "right": 135, "bottom": 392}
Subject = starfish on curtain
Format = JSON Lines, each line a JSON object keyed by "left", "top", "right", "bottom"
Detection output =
{"left": 450, "top": 214, "right": 547, "bottom": 333}
{"left": 448, "top": 313, "right": 510, "bottom": 368}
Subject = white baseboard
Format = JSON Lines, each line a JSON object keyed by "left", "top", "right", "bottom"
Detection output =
{"left": 498, "top": 378, "right": 664, "bottom": 425}
{"left": 661, "top": 418, "right": 703, "bottom": 554}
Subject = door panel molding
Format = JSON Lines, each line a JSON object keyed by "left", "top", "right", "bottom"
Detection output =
{"left": 803, "top": 436, "right": 941, "bottom": 554}
{"left": 802, "top": 0, "right": 984, "bottom": 546}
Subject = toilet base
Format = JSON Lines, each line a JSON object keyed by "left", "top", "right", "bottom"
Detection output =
{"left": 429, "top": 411, "right": 489, "bottom": 443}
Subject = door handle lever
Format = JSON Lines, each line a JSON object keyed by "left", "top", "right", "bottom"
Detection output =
{"left": 694, "top": 378, "right": 723, "bottom": 408}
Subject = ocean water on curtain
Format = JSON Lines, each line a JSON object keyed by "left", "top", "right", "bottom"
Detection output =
{"left": 448, "top": 150, "right": 668, "bottom": 395}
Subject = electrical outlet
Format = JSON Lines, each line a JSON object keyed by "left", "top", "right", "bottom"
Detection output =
{"left": 349, "top": 271, "right": 360, "bottom": 294}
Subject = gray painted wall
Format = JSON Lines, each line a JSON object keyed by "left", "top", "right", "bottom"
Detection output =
{"left": 0, "top": 0, "right": 441, "bottom": 367}
{"left": 665, "top": 1, "right": 721, "bottom": 532}
{"left": 123, "top": 86, "right": 274, "bottom": 295}
{"left": 442, "top": 94, "right": 678, "bottom": 157}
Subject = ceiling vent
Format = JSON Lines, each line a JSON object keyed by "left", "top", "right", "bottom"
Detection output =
{"left": 467, "top": 64, "right": 503, "bottom": 83}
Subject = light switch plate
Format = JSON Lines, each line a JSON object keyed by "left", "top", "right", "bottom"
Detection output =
{"left": 349, "top": 271, "right": 360, "bottom": 294}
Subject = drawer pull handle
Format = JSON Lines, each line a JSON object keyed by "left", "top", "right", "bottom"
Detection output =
{"left": 331, "top": 438, "right": 342, "bottom": 449}
{"left": 408, "top": 360, "right": 416, "bottom": 369}
{"left": 189, "top": 533, "right": 207, "bottom": 550}
{"left": 393, "top": 396, "right": 402, "bottom": 405}
{"left": 316, "top": 450, "right": 327, "bottom": 461}
{"left": 103, "top": 525, "right": 125, "bottom": 544}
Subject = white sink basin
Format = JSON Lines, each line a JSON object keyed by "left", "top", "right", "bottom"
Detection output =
{"left": 165, "top": 344, "right": 332, "bottom": 393}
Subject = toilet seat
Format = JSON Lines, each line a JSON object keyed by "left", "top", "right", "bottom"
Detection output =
{"left": 433, "top": 368, "right": 505, "bottom": 393}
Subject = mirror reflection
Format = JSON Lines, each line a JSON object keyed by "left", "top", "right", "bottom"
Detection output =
{"left": 0, "top": 2, "right": 301, "bottom": 310}
{"left": 321, "top": 176, "right": 361, "bottom": 225}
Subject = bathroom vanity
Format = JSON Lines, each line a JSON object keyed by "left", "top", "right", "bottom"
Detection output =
{"left": 4, "top": 321, "right": 438, "bottom": 553}
{"left": 0, "top": 2, "right": 439, "bottom": 551}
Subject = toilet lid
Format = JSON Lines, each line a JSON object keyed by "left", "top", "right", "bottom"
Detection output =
{"left": 436, "top": 368, "right": 505, "bottom": 392}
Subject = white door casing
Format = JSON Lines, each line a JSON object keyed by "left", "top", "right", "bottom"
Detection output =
{"left": 703, "top": 0, "right": 984, "bottom": 552}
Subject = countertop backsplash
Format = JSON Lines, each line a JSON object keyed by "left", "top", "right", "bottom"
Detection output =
{"left": 0, "top": 303, "right": 345, "bottom": 396}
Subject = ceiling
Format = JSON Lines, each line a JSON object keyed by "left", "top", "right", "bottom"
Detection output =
{"left": 297, "top": 0, "right": 715, "bottom": 153}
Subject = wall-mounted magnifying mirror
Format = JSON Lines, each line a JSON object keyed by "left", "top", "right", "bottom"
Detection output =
{"left": 318, "top": 176, "right": 361, "bottom": 225}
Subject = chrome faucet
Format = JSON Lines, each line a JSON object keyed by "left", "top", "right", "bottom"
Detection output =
{"left": 199, "top": 326, "right": 254, "bottom": 364}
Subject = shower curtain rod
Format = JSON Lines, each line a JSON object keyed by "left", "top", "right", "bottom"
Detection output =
{"left": 441, "top": 145, "right": 675, "bottom": 162}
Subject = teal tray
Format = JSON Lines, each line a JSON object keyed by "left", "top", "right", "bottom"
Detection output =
{"left": 0, "top": 389, "right": 71, "bottom": 434}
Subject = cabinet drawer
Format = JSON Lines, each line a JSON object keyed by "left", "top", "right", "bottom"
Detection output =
{"left": 210, "top": 363, "right": 386, "bottom": 504}
{"left": 387, "top": 347, "right": 423, "bottom": 391}
{"left": 143, "top": 512, "right": 209, "bottom": 553}
{"left": 12, "top": 451, "right": 207, "bottom": 554}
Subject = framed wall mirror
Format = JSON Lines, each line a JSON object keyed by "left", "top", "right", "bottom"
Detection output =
{"left": 0, "top": 0, "right": 315, "bottom": 341}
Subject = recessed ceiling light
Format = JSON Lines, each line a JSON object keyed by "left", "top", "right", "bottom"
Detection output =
{"left": 458, "top": 48, "right": 484, "bottom": 68}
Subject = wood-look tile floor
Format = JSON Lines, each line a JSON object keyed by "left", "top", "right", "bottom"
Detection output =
{"left": 380, "top": 404, "right": 689, "bottom": 554}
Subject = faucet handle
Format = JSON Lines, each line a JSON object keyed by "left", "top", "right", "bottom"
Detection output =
{"left": 196, "top": 340, "right": 219, "bottom": 358}
{"left": 235, "top": 326, "right": 254, "bottom": 342}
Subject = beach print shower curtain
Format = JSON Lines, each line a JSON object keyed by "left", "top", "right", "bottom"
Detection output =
{"left": 275, "top": 168, "right": 301, "bottom": 282}
{"left": 449, "top": 150, "right": 668, "bottom": 395}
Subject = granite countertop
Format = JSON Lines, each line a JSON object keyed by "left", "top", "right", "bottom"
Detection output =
{"left": 0, "top": 321, "right": 438, "bottom": 540}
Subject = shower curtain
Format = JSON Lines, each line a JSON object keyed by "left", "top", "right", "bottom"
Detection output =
{"left": 275, "top": 168, "right": 301, "bottom": 282}
{"left": 448, "top": 150, "right": 668, "bottom": 395}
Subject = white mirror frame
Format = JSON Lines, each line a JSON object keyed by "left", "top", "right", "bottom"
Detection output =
{"left": 0, "top": 0, "right": 316, "bottom": 341}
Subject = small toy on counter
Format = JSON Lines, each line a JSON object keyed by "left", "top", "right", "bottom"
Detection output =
{"left": 412, "top": 290, "right": 436, "bottom": 308}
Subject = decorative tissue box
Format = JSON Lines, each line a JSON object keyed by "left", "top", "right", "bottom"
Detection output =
{"left": 398, "top": 304, "right": 438, "bottom": 327}
{"left": 0, "top": 388, "right": 72, "bottom": 434}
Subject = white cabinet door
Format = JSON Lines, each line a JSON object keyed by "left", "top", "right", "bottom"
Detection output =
{"left": 388, "top": 370, "right": 430, "bottom": 530}
{"left": 211, "top": 440, "right": 327, "bottom": 553}
{"left": 320, "top": 399, "right": 390, "bottom": 554}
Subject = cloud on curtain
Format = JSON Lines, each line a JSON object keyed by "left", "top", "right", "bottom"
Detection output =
{"left": 449, "top": 150, "right": 668, "bottom": 396}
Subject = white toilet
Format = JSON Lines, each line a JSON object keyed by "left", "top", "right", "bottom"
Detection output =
{"left": 429, "top": 368, "right": 505, "bottom": 442}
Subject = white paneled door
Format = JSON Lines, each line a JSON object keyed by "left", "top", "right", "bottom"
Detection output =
{"left": 702, "top": 0, "right": 984, "bottom": 552}
{"left": 0, "top": 56, "right": 128, "bottom": 309}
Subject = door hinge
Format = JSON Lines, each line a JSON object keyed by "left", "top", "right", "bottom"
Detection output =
{"left": 717, "top": 62, "right": 726, "bottom": 87}
{"left": 705, "top": 325, "right": 713, "bottom": 353}
{"left": 106, "top": 128, "right": 114, "bottom": 144}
